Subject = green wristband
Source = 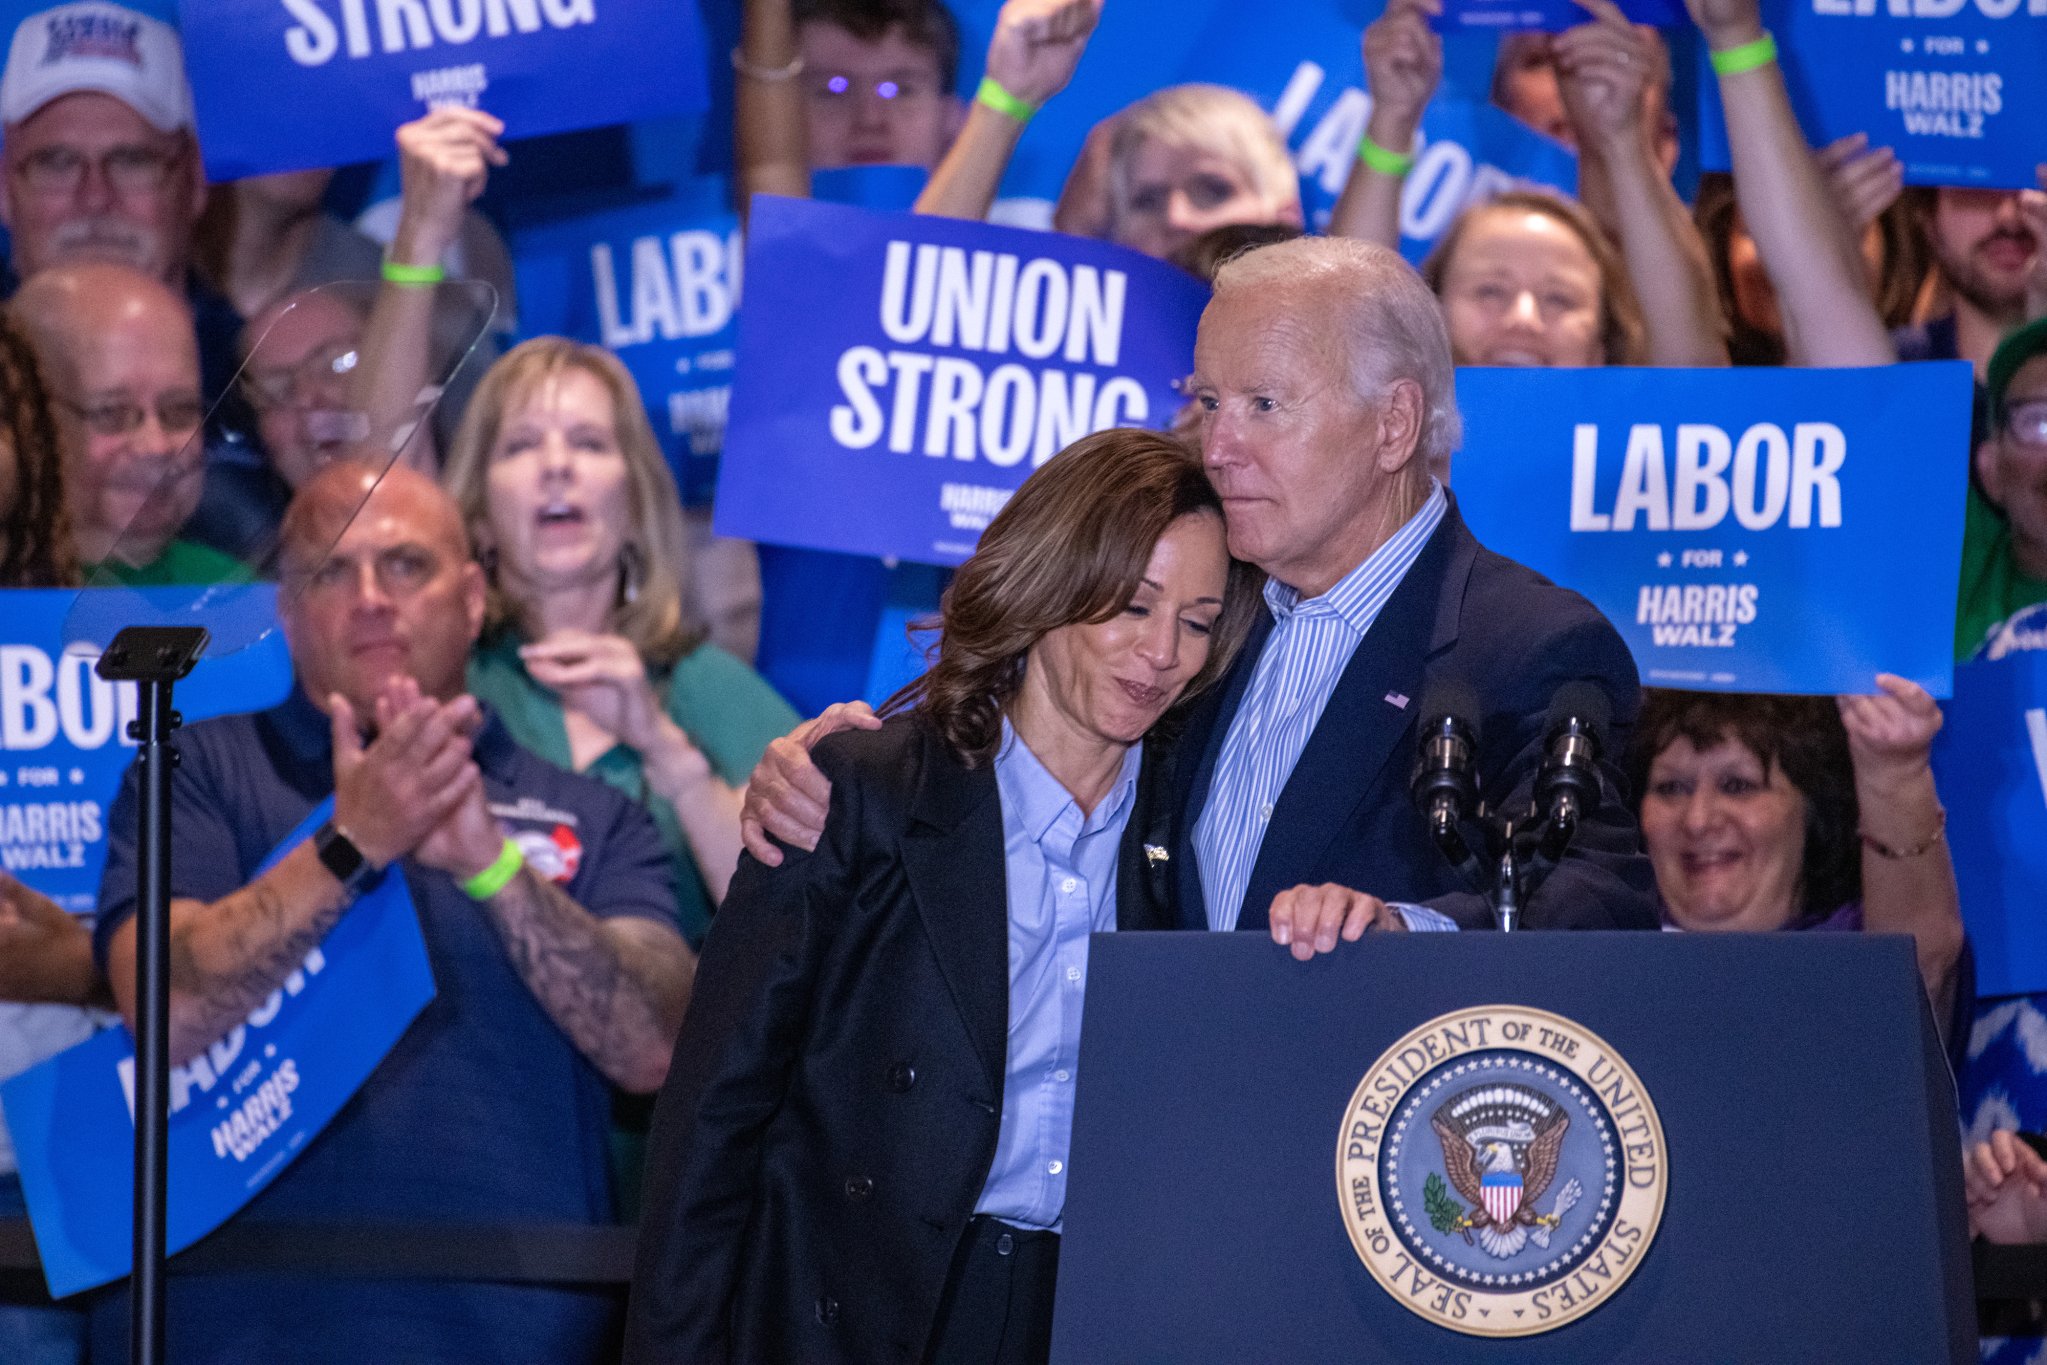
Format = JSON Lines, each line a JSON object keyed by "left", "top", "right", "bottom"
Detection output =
{"left": 975, "top": 76, "right": 1037, "bottom": 124}
{"left": 1709, "top": 32, "right": 1777, "bottom": 77}
{"left": 461, "top": 838, "right": 524, "bottom": 900}
{"left": 381, "top": 258, "right": 448, "bottom": 287}
{"left": 1356, "top": 133, "right": 1417, "bottom": 178}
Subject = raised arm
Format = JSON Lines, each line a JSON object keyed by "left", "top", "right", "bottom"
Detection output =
{"left": 1836, "top": 673, "right": 1964, "bottom": 1025}
{"left": 105, "top": 690, "right": 481, "bottom": 1064}
{"left": 1555, "top": 0, "right": 1727, "bottom": 365}
{"left": 1686, "top": 0, "right": 1895, "bottom": 364}
{"left": 735, "top": 0, "right": 812, "bottom": 215}
{"left": 1328, "top": 0, "right": 1441, "bottom": 250}
{"left": 913, "top": 0, "right": 1101, "bottom": 221}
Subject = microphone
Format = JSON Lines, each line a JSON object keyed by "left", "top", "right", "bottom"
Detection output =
{"left": 1534, "top": 681, "right": 1610, "bottom": 841}
{"left": 1410, "top": 678, "right": 1482, "bottom": 845}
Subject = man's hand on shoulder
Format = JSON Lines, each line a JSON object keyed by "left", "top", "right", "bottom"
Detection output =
{"left": 1269, "top": 884, "right": 1407, "bottom": 961}
{"left": 739, "top": 701, "right": 882, "bottom": 865}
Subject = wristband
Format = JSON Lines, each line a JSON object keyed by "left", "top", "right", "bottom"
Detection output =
{"left": 381, "top": 259, "right": 447, "bottom": 287}
{"left": 974, "top": 76, "right": 1037, "bottom": 124}
{"left": 461, "top": 837, "right": 524, "bottom": 900}
{"left": 1709, "top": 32, "right": 1777, "bottom": 77}
{"left": 1356, "top": 133, "right": 1417, "bottom": 178}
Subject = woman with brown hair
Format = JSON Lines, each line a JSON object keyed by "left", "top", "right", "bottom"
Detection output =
{"left": 442, "top": 337, "right": 798, "bottom": 945}
{"left": 626, "top": 428, "right": 1261, "bottom": 1365}
{"left": 0, "top": 311, "right": 75, "bottom": 589}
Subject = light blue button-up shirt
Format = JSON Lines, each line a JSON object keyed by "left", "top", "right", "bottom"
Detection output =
{"left": 1194, "top": 482, "right": 1457, "bottom": 933}
{"left": 974, "top": 723, "right": 1142, "bottom": 1231}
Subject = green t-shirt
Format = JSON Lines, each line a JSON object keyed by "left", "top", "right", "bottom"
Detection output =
{"left": 1954, "top": 487, "right": 2047, "bottom": 661}
{"left": 467, "top": 632, "right": 800, "bottom": 945}
{"left": 87, "top": 538, "right": 250, "bottom": 588}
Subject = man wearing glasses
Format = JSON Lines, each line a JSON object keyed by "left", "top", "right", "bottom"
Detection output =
{"left": 11, "top": 262, "right": 238, "bottom": 584}
{"left": 1960, "top": 318, "right": 2047, "bottom": 660}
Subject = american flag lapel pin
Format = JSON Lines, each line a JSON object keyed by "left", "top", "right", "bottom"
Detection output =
{"left": 1144, "top": 844, "right": 1171, "bottom": 865}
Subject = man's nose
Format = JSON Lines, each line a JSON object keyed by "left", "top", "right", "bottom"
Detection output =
{"left": 1991, "top": 192, "right": 2025, "bottom": 229}
{"left": 850, "top": 88, "right": 893, "bottom": 130}
{"left": 72, "top": 159, "right": 117, "bottom": 212}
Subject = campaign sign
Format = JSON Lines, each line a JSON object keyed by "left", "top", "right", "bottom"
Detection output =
{"left": 1931, "top": 606, "right": 2047, "bottom": 997}
{"left": 714, "top": 196, "right": 1209, "bottom": 565}
{"left": 512, "top": 180, "right": 741, "bottom": 506}
{"left": 1451, "top": 362, "right": 1975, "bottom": 696}
{"left": 1695, "top": 0, "right": 2047, "bottom": 188}
{"left": 0, "top": 799, "right": 435, "bottom": 1298}
{"left": 1439, "top": 0, "right": 1681, "bottom": 32}
{"left": 175, "top": 0, "right": 711, "bottom": 180}
{"left": 0, "top": 588, "right": 292, "bottom": 916}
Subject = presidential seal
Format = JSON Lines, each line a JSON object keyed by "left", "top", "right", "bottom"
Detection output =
{"left": 1336, "top": 1006, "right": 1667, "bottom": 1337}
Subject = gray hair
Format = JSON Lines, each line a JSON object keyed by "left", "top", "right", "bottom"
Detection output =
{"left": 1106, "top": 84, "right": 1301, "bottom": 236}
{"left": 1210, "top": 235, "right": 1461, "bottom": 476}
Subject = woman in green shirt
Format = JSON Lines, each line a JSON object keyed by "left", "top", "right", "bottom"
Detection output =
{"left": 443, "top": 337, "right": 798, "bottom": 946}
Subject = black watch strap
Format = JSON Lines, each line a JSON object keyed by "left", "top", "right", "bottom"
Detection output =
{"left": 314, "top": 819, "right": 377, "bottom": 896}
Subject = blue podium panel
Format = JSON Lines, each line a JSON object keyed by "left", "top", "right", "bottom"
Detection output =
{"left": 1056, "top": 933, "right": 1970, "bottom": 1364}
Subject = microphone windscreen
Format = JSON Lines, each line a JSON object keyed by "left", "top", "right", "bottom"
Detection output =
{"left": 1546, "top": 680, "right": 1612, "bottom": 743}
{"left": 1418, "top": 676, "right": 1482, "bottom": 747}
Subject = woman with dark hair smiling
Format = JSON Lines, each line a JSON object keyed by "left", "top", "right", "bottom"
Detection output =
{"left": 626, "top": 428, "right": 1261, "bottom": 1365}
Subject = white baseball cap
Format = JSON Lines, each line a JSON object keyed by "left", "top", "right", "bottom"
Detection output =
{"left": 0, "top": 3, "right": 192, "bottom": 132}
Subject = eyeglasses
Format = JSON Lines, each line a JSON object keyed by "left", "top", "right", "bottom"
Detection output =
{"left": 807, "top": 72, "right": 940, "bottom": 105}
{"left": 13, "top": 143, "right": 185, "bottom": 199}
{"left": 239, "top": 342, "right": 360, "bottom": 411}
{"left": 56, "top": 393, "right": 206, "bottom": 439}
{"left": 2004, "top": 399, "right": 2047, "bottom": 448}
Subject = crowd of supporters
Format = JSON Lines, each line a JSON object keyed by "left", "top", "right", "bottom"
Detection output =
{"left": 0, "top": 0, "right": 2042, "bottom": 1359}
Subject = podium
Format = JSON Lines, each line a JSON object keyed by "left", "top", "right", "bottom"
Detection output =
{"left": 1053, "top": 932, "right": 1972, "bottom": 1364}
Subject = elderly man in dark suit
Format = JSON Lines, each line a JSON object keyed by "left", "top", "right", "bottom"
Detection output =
{"left": 744, "top": 234, "right": 1658, "bottom": 945}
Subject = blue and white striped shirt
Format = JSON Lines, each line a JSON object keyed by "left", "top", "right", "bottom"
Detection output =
{"left": 1193, "top": 482, "right": 1453, "bottom": 932}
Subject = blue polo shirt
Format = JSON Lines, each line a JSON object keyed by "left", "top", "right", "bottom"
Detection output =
{"left": 90, "top": 688, "right": 677, "bottom": 1364}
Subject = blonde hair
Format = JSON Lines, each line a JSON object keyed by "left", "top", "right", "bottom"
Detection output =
{"left": 442, "top": 337, "right": 695, "bottom": 667}
{"left": 1106, "top": 85, "right": 1301, "bottom": 239}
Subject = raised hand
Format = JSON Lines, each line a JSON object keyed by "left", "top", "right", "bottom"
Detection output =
{"left": 1362, "top": 0, "right": 1443, "bottom": 152}
{"left": 390, "top": 106, "right": 508, "bottom": 269}
{"left": 1837, "top": 673, "right": 1942, "bottom": 779}
{"left": 1818, "top": 133, "right": 1904, "bottom": 232}
{"left": 1554, "top": 0, "right": 1656, "bottom": 153}
{"left": 329, "top": 678, "right": 482, "bottom": 870}
{"left": 521, "top": 630, "right": 670, "bottom": 755}
{"left": 738, "top": 701, "right": 882, "bottom": 864}
{"left": 983, "top": 0, "right": 1103, "bottom": 109}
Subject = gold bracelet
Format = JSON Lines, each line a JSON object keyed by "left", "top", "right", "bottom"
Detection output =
{"left": 1859, "top": 806, "right": 1946, "bottom": 860}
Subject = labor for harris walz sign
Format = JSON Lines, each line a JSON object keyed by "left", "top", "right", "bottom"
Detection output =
{"left": 1697, "top": 0, "right": 2047, "bottom": 188}
{"left": 1451, "top": 363, "right": 1975, "bottom": 697}
{"left": 175, "top": 0, "right": 710, "bottom": 180}
{"left": 714, "top": 197, "right": 1209, "bottom": 566}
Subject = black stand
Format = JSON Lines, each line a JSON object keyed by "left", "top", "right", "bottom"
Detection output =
{"left": 96, "top": 626, "right": 208, "bottom": 1365}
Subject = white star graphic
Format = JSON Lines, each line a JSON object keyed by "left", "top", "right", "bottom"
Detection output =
{"left": 69, "top": 767, "right": 85, "bottom": 784}
{"left": 1656, "top": 551, "right": 1672, "bottom": 568}
{"left": 1977, "top": 38, "right": 1989, "bottom": 52}
{"left": 1734, "top": 550, "right": 1749, "bottom": 566}
{"left": 1900, "top": 37, "right": 1913, "bottom": 51}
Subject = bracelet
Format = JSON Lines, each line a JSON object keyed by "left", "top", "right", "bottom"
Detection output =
{"left": 730, "top": 46, "right": 804, "bottom": 82}
{"left": 1709, "top": 32, "right": 1778, "bottom": 77}
{"left": 381, "top": 259, "right": 447, "bottom": 287}
{"left": 1356, "top": 133, "right": 1417, "bottom": 178}
{"left": 461, "top": 837, "right": 525, "bottom": 900}
{"left": 1859, "top": 807, "right": 1946, "bottom": 860}
{"left": 975, "top": 76, "right": 1037, "bottom": 124}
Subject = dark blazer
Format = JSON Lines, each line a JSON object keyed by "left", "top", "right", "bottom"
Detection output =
{"left": 624, "top": 713, "right": 1174, "bottom": 1365}
{"left": 1170, "top": 498, "right": 1660, "bottom": 933}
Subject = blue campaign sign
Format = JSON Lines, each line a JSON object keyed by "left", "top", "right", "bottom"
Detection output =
{"left": 0, "top": 799, "right": 435, "bottom": 1298}
{"left": 175, "top": 0, "right": 711, "bottom": 180}
{"left": 1932, "top": 605, "right": 2047, "bottom": 997}
{"left": 1695, "top": 0, "right": 2047, "bottom": 189}
{"left": 0, "top": 588, "right": 292, "bottom": 916}
{"left": 512, "top": 179, "right": 742, "bottom": 506}
{"left": 1451, "top": 362, "right": 1975, "bottom": 696}
{"left": 1439, "top": 0, "right": 1681, "bottom": 32}
{"left": 714, "top": 196, "right": 1209, "bottom": 565}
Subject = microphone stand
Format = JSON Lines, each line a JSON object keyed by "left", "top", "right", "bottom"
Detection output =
{"left": 97, "top": 625, "right": 209, "bottom": 1365}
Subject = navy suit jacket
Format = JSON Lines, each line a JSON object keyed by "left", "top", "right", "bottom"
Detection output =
{"left": 1167, "top": 498, "right": 1659, "bottom": 933}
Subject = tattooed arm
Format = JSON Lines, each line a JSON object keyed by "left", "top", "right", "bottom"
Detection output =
{"left": 477, "top": 872, "right": 694, "bottom": 1093}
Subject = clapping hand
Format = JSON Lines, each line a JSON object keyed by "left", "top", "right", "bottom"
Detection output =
{"left": 983, "top": 0, "right": 1102, "bottom": 109}
{"left": 1554, "top": 0, "right": 1658, "bottom": 154}
{"left": 1966, "top": 1131, "right": 2047, "bottom": 1245}
{"left": 521, "top": 630, "right": 669, "bottom": 755}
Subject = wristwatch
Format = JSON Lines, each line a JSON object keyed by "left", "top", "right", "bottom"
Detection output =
{"left": 313, "top": 819, "right": 381, "bottom": 897}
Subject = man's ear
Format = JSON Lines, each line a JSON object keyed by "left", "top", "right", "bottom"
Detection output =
{"left": 1374, "top": 377, "right": 1426, "bottom": 475}
{"left": 460, "top": 560, "right": 488, "bottom": 642}
{"left": 1975, "top": 436, "right": 2008, "bottom": 511}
